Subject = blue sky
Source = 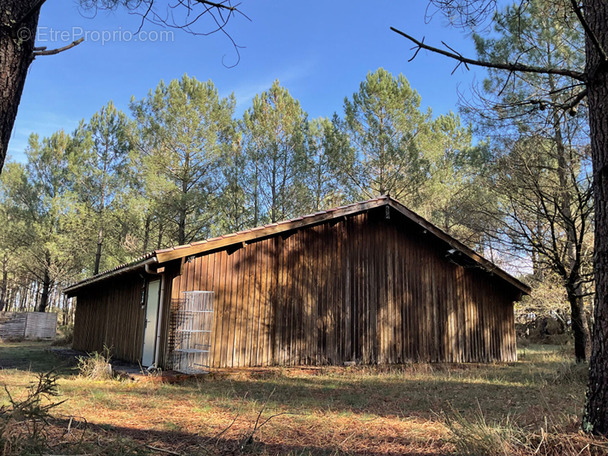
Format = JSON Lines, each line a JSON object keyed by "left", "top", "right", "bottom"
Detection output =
{"left": 8, "top": 1, "right": 487, "bottom": 162}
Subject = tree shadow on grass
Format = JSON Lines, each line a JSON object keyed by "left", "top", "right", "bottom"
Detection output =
{"left": 70, "top": 361, "right": 581, "bottom": 428}
{"left": 176, "top": 369, "right": 581, "bottom": 426}
{"left": 0, "top": 341, "right": 78, "bottom": 375}
{"left": 47, "top": 416, "right": 447, "bottom": 456}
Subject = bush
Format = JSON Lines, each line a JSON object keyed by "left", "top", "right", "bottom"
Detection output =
{"left": 0, "top": 372, "right": 64, "bottom": 456}
{"left": 51, "top": 324, "right": 74, "bottom": 346}
{"left": 77, "top": 346, "right": 114, "bottom": 380}
{"left": 0, "top": 371, "right": 150, "bottom": 455}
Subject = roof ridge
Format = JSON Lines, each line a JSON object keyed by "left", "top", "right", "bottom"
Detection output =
{"left": 153, "top": 195, "right": 390, "bottom": 255}
{"left": 65, "top": 194, "right": 530, "bottom": 296}
{"left": 64, "top": 196, "right": 390, "bottom": 293}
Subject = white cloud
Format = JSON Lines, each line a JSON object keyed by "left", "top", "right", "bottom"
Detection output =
{"left": 229, "top": 57, "right": 317, "bottom": 112}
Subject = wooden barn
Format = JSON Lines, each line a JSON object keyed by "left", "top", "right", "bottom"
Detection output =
{"left": 65, "top": 196, "right": 530, "bottom": 371}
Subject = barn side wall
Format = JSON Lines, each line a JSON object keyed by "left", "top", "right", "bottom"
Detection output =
{"left": 167, "top": 208, "right": 519, "bottom": 368}
{"left": 72, "top": 272, "right": 146, "bottom": 363}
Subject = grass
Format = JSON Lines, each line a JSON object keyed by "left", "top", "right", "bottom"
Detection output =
{"left": 77, "top": 345, "right": 114, "bottom": 380}
{"left": 0, "top": 341, "right": 73, "bottom": 373}
{"left": 0, "top": 342, "right": 606, "bottom": 455}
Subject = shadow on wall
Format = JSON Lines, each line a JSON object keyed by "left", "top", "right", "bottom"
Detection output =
{"left": 173, "top": 207, "right": 518, "bottom": 368}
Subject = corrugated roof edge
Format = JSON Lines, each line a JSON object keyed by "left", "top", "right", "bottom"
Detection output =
{"left": 62, "top": 196, "right": 387, "bottom": 295}
{"left": 385, "top": 198, "right": 530, "bottom": 294}
{"left": 63, "top": 195, "right": 531, "bottom": 296}
{"left": 63, "top": 253, "right": 157, "bottom": 296}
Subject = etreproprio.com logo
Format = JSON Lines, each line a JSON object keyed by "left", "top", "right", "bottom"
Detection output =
{"left": 18, "top": 26, "right": 175, "bottom": 45}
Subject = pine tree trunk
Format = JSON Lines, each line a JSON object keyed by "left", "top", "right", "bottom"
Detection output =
{"left": 551, "top": 98, "right": 590, "bottom": 361}
{"left": 94, "top": 227, "right": 103, "bottom": 275}
{"left": 253, "top": 163, "right": 260, "bottom": 226}
{"left": 178, "top": 209, "right": 186, "bottom": 245}
{"left": 142, "top": 214, "right": 151, "bottom": 254}
{"left": 583, "top": 0, "right": 608, "bottom": 436}
{"left": 271, "top": 160, "right": 277, "bottom": 223}
{"left": 0, "top": 2, "right": 41, "bottom": 169}
{"left": 19, "top": 285, "right": 27, "bottom": 311}
{"left": 94, "top": 148, "right": 109, "bottom": 275}
{"left": 6, "top": 288, "right": 12, "bottom": 312}
{"left": 157, "top": 224, "right": 164, "bottom": 249}
{"left": 0, "top": 256, "right": 7, "bottom": 312}
{"left": 37, "top": 270, "right": 50, "bottom": 312}
{"left": 568, "top": 285, "right": 590, "bottom": 362}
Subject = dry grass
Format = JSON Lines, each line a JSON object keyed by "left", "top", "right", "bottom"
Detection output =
{"left": 77, "top": 346, "right": 114, "bottom": 380}
{"left": 0, "top": 342, "right": 606, "bottom": 455}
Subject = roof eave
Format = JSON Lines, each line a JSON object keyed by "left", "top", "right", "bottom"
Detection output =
{"left": 386, "top": 199, "right": 531, "bottom": 295}
{"left": 64, "top": 195, "right": 530, "bottom": 298}
{"left": 64, "top": 256, "right": 158, "bottom": 297}
{"left": 154, "top": 197, "right": 389, "bottom": 263}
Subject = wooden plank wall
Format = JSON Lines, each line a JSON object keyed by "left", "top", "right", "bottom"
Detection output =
{"left": 0, "top": 312, "right": 27, "bottom": 340}
{"left": 72, "top": 272, "right": 146, "bottom": 363}
{"left": 0, "top": 312, "right": 56, "bottom": 340}
{"left": 24, "top": 312, "right": 57, "bottom": 340}
{"left": 167, "top": 208, "right": 518, "bottom": 368}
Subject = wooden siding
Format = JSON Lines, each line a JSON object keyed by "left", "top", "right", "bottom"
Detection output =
{"left": 23, "top": 312, "right": 57, "bottom": 340}
{"left": 72, "top": 272, "right": 147, "bottom": 363}
{"left": 0, "top": 312, "right": 27, "bottom": 340}
{"left": 0, "top": 312, "right": 57, "bottom": 340}
{"left": 166, "top": 208, "right": 518, "bottom": 368}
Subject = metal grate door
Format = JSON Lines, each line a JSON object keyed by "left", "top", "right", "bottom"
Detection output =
{"left": 171, "top": 291, "right": 214, "bottom": 374}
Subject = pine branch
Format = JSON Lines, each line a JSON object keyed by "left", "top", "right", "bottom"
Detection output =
{"left": 33, "top": 38, "right": 84, "bottom": 57}
{"left": 193, "top": 0, "right": 238, "bottom": 12}
{"left": 568, "top": 0, "right": 608, "bottom": 63}
{"left": 390, "top": 27, "right": 586, "bottom": 82}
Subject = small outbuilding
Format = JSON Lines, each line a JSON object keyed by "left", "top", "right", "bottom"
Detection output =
{"left": 65, "top": 196, "right": 529, "bottom": 371}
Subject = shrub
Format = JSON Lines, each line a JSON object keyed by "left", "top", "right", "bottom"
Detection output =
{"left": 0, "top": 372, "right": 64, "bottom": 456}
{"left": 77, "top": 346, "right": 114, "bottom": 380}
{"left": 51, "top": 325, "right": 74, "bottom": 347}
{"left": 51, "top": 324, "right": 74, "bottom": 346}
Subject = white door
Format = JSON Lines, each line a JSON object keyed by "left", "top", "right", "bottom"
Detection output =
{"left": 142, "top": 279, "right": 161, "bottom": 367}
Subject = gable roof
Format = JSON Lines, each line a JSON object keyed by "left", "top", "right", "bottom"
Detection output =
{"left": 64, "top": 195, "right": 531, "bottom": 296}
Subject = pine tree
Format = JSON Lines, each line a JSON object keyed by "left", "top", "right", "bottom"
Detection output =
{"left": 241, "top": 80, "right": 310, "bottom": 223}
{"left": 464, "top": 0, "right": 593, "bottom": 361}
{"left": 336, "top": 68, "right": 429, "bottom": 201}
{"left": 131, "top": 75, "right": 235, "bottom": 246}
{"left": 73, "top": 101, "right": 133, "bottom": 274}
{"left": 1, "top": 131, "right": 89, "bottom": 312}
